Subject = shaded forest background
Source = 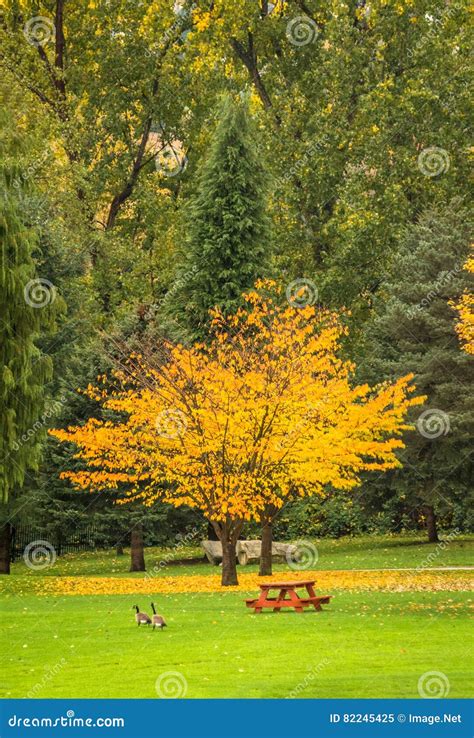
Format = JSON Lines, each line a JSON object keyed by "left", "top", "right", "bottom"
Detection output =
{"left": 0, "top": 0, "right": 472, "bottom": 562}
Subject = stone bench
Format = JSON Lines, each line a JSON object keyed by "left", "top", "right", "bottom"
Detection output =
{"left": 201, "top": 539, "right": 297, "bottom": 566}
{"left": 201, "top": 540, "right": 224, "bottom": 566}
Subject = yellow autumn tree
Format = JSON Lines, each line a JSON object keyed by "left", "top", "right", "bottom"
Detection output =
{"left": 453, "top": 251, "right": 474, "bottom": 355}
{"left": 50, "top": 281, "right": 423, "bottom": 585}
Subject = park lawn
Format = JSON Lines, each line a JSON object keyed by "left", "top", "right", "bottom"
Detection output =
{"left": 1, "top": 589, "right": 472, "bottom": 699}
{"left": 7, "top": 533, "right": 474, "bottom": 579}
{"left": 1, "top": 536, "right": 472, "bottom": 699}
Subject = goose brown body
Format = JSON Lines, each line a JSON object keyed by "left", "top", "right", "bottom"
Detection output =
{"left": 151, "top": 602, "right": 167, "bottom": 629}
{"left": 133, "top": 605, "right": 151, "bottom": 625}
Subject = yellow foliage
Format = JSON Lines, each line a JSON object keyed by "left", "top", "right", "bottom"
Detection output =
{"left": 453, "top": 250, "right": 474, "bottom": 355}
{"left": 50, "top": 281, "right": 423, "bottom": 526}
{"left": 193, "top": 9, "right": 212, "bottom": 32}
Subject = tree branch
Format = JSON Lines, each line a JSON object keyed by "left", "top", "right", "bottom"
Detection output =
{"left": 0, "top": 56, "right": 57, "bottom": 111}
{"left": 105, "top": 25, "right": 185, "bottom": 229}
{"left": 105, "top": 111, "right": 155, "bottom": 230}
{"left": 54, "top": 0, "right": 66, "bottom": 99}
{"left": 292, "top": 0, "right": 317, "bottom": 25}
{"left": 230, "top": 32, "right": 275, "bottom": 115}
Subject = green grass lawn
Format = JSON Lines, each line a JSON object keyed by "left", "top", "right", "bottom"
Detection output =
{"left": 1, "top": 591, "right": 472, "bottom": 699}
{"left": 1, "top": 535, "right": 472, "bottom": 699}
{"left": 8, "top": 533, "right": 473, "bottom": 579}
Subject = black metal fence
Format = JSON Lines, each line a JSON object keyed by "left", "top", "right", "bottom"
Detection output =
{"left": 11, "top": 524, "right": 97, "bottom": 562}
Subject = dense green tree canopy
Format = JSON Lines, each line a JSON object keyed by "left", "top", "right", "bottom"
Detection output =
{"left": 1, "top": 0, "right": 470, "bottom": 321}
{"left": 0, "top": 0, "right": 471, "bottom": 549}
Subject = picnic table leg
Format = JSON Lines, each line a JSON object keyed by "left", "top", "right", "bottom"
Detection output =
{"left": 253, "top": 590, "right": 269, "bottom": 614}
{"left": 273, "top": 589, "right": 287, "bottom": 612}
{"left": 286, "top": 588, "right": 304, "bottom": 613}
{"left": 306, "top": 583, "right": 322, "bottom": 611}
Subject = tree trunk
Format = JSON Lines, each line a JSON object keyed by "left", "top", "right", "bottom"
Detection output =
{"left": 213, "top": 523, "right": 242, "bottom": 587}
{"left": 221, "top": 539, "right": 238, "bottom": 586}
{"left": 129, "top": 523, "right": 145, "bottom": 571}
{"left": 0, "top": 523, "right": 11, "bottom": 575}
{"left": 207, "top": 522, "right": 219, "bottom": 541}
{"left": 116, "top": 543, "right": 124, "bottom": 556}
{"left": 259, "top": 522, "right": 273, "bottom": 576}
{"left": 213, "top": 521, "right": 242, "bottom": 586}
{"left": 423, "top": 505, "right": 439, "bottom": 543}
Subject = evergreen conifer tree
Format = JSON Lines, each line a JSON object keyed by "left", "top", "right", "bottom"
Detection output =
{"left": 0, "top": 126, "right": 58, "bottom": 571}
{"left": 360, "top": 201, "right": 473, "bottom": 541}
{"left": 166, "top": 93, "right": 271, "bottom": 341}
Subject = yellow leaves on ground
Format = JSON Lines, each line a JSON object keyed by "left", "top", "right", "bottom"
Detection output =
{"left": 29, "top": 569, "right": 473, "bottom": 597}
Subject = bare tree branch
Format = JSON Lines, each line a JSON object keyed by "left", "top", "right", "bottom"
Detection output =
{"left": 230, "top": 32, "right": 275, "bottom": 115}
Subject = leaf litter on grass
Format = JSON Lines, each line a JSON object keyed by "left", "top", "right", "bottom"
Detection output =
{"left": 8, "top": 569, "right": 472, "bottom": 597}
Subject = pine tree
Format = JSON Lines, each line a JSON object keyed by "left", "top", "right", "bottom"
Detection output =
{"left": 360, "top": 201, "right": 473, "bottom": 542}
{"left": 0, "top": 128, "right": 58, "bottom": 572}
{"left": 165, "top": 93, "right": 271, "bottom": 342}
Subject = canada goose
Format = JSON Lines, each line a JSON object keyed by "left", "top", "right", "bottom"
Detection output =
{"left": 133, "top": 605, "right": 151, "bottom": 626}
{"left": 150, "top": 602, "right": 167, "bottom": 629}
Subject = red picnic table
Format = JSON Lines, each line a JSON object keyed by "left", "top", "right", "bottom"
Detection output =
{"left": 245, "top": 580, "right": 332, "bottom": 614}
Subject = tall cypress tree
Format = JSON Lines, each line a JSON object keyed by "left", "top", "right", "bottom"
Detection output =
{"left": 165, "top": 93, "right": 271, "bottom": 342}
{"left": 360, "top": 201, "right": 473, "bottom": 542}
{"left": 0, "top": 127, "right": 57, "bottom": 572}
